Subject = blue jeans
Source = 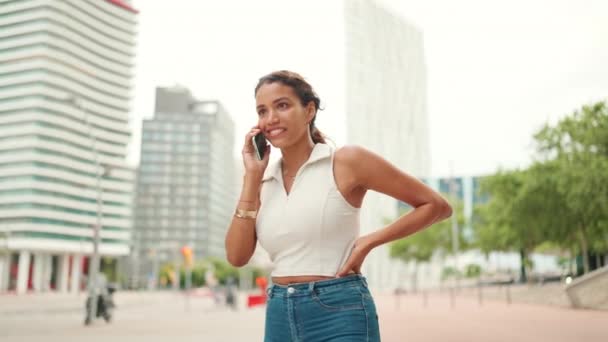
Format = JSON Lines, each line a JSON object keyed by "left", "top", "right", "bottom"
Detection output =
{"left": 264, "top": 274, "right": 381, "bottom": 342}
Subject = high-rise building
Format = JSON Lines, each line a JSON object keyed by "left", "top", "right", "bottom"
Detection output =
{"left": 344, "top": 0, "right": 430, "bottom": 288}
{"left": 0, "top": 0, "right": 138, "bottom": 294}
{"left": 418, "top": 175, "right": 489, "bottom": 243}
{"left": 133, "top": 86, "right": 236, "bottom": 287}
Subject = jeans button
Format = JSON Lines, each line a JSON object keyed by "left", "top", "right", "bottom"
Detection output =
{"left": 287, "top": 287, "right": 295, "bottom": 294}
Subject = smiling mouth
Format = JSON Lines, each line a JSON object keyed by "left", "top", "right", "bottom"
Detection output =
{"left": 266, "top": 128, "right": 286, "bottom": 138}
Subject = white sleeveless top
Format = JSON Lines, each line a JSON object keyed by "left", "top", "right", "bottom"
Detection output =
{"left": 256, "top": 143, "right": 360, "bottom": 277}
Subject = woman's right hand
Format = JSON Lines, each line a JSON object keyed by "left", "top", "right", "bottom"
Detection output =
{"left": 242, "top": 126, "right": 270, "bottom": 179}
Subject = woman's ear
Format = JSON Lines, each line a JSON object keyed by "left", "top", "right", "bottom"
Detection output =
{"left": 306, "top": 102, "right": 316, "bottom": 123}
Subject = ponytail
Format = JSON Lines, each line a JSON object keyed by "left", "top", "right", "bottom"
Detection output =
{"left": 309, "top": 123, "right": 325, "bottom": 144}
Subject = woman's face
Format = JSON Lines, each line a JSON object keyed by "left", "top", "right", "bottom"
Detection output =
{"left": 255, "top": 82, "right": 314, "bottom": 148}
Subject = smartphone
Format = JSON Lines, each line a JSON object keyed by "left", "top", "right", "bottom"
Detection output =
{"left": 252, "top": 132, "right": 267, "bottom": 160}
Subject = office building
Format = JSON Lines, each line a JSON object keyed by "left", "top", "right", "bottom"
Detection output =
{"left": 0, "top": 0, "right": 138, "bottom": 294}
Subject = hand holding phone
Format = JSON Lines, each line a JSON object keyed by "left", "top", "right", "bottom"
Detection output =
{"left": 252, "top": 132, "right": 267, "bottom": 161}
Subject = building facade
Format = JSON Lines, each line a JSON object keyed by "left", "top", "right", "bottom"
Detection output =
{"left": 344, "top": 0, "right": 430, "bottom": 288}
{"left": 0, "top": 0, "right": 138, "bottom": 294}
{"left": 133, "top": 87, "right": 237, "bottom": 287}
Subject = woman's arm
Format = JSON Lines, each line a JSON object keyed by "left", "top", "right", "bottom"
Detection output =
{"left": 225, "top": 174, "right": 261, "bottom": 267}
{"left": 225, "top": 127, "right": 270, "bottom": 267}
{"left": 336, "top": 145, "right": 452, "bottom": 276}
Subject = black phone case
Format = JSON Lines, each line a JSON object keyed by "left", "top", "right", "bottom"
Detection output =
{"left": 253, "top": 133, "right": 266, "bottom": 160}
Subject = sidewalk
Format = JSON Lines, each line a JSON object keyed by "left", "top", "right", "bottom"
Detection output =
{"left": 1, "top": 289, "right": 607, "bottom": 341}
{"left": 0, "top": 290, "right": 169, "bottom": 316}
{"left": 0, "top": 289, "right": 250, "bottom": 316}
{"left": 375, "top": 291, "right": 607, "bottom": 342}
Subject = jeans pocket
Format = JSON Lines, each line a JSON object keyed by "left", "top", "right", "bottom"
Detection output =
{"left": 311, "top": 287, "right": 364, "bottom": 311}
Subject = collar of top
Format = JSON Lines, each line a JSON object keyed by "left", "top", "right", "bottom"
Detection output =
{"left": 262, "top": 143, "right": 332, "bottom": 182}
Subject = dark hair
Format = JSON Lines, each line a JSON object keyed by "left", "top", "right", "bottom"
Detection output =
{"left": 254, "top": 70, "right": 325, "bottom": 144}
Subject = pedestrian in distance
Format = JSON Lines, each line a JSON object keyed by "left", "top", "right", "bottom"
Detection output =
{"left": 225, "top": 70, "right": 452, "bottom": 341}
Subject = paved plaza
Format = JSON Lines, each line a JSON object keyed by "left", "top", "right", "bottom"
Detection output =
{"left": 0, "top": 287, "right": 606, "bottom": 342}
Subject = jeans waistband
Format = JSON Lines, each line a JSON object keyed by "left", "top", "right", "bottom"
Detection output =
{"left": 267, "top": 274, "right": 368, "bottom": 298}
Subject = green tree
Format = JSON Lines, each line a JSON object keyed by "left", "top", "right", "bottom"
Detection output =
{"left": 160, "top": 257, "right": 266, "bottom": 289}
{"left": 388, "top": 194, "right": 466, "bottom": 290}
{"left": 464, "top": 264, "right": 482, "bottom": 278}
{"left": 475, "top": 101, "right": 608, "bottom": 276}
{"left": 534, "top": 101, "right": 608, "bottom": 273}
{"left": 472, "top": 169, "right": 550, "bottom": 282}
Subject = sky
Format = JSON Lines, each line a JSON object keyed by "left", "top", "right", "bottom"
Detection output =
{"left": 128, "top": 0, "right": 608, "bottom": 178}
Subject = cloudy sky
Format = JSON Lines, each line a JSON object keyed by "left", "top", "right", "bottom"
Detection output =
{"left": 129, "top": 0, "right": 608, "bottom": 177}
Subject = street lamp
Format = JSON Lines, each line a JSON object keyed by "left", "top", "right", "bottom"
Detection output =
{"left": 1, "top": 229, "right": 9, "bottom": 254}
{"left": 65, "top": 96, "right": 109, "bottom": 325}
{"left": 1, "top": 230, "right": 9, "bottom": 291}
{"left": 448, "top": 161, "right": 460, "bottom": 288}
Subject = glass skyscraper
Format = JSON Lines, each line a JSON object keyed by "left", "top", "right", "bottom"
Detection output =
{"left": 133, "top": 86, "right": 237, "bottom": 287}
{"left": 344, "top": 0, "right": 430, "bottom": 288}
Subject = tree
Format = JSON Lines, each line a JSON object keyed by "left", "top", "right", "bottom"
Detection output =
{"left": 472, "top": 167, "right": 559, "bottom": 282}
{"left": 473, "top": 170, "right": 525, "bottom": 281}
{"left": 464, "top": 264, "right": 482, "bottom": 278}
{"left": 159, "top": 257, "right": 265, "bottom": 289}
{"left": 388, "top": 194, "right": 466, "bottom": 290}
{"left": 534, "top": 101, "right": 608, "bottom": 273}
{"left": 475, "top": 101, "right": 608, "bottom": 277}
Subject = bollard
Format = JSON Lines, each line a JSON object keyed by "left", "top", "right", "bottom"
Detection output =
{"left": 395, "top": 292, "right": 400, "bottom": 311}
{"left": 394, "top": 288, "right": 403, "bottom": 311}
{"left": 184, "top": 267, "right": 192, "bottom": 313}
{"left": 423, "top": 290, "right": 428, "bottom": 308}
{"left": 184, "top": 290, "right": 191, "bottom": 313}
{"left": 449, "top": 287, "right": 455, "bottom": 309}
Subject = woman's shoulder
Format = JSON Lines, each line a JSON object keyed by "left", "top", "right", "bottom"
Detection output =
{"left": 334, "top": 145, "right": 392, "bottom": 182}
{"left": 334, "top": 144, "right": 374, "bottom": 164}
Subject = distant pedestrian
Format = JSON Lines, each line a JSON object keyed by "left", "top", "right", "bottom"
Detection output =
{"left": 224, "top": 276, "right": 237, "bottom": 310}
{"left": 205, "top": 269, "right": 220, "bottom": 304}
{"left": 225, "top": 70, "right": 452, "bottom": 341}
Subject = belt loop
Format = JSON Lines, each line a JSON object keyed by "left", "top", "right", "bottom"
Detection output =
{"left": 308, "top": 281, "right": 315, "bottom": 294}
{"left": 361, "top": 276, "right": 368, "bottom": 288}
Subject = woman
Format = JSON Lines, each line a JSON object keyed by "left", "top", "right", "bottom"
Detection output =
{"left": 225, "top": 70, "right": 452, "bottom": 341}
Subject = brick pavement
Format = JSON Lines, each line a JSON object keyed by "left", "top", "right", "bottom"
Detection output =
{"left": 375, "top": 291, "right": 607, "bottom": 342}
{"left": 1, "top": 289, "right": 606, "bottom": 341}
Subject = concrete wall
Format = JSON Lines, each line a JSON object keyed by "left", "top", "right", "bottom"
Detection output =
{"left": 565, "top": 265, "right": 608, "bottom": 310}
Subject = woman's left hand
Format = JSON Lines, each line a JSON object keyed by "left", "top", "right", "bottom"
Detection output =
{"left": 335, "top": 235, "right": 377, "bottom": 277}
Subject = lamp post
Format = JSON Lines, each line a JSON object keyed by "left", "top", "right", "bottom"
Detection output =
{"left": 67, "top": 97, "right": 110, "bottom": 325}
{"left": 129, "top": 231, "right": 139, "bottom": 290}
{"left": 449, "top": 161, "right": 460, "bottom": 289}
{"left": 1, "top": 229, "right": 8, "bottom": 256}
{"left": 86, "top": 163, "right": 111, "bottom": 325}
{"left": 1, "top": 230, "right": 9, "bottom": 292}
